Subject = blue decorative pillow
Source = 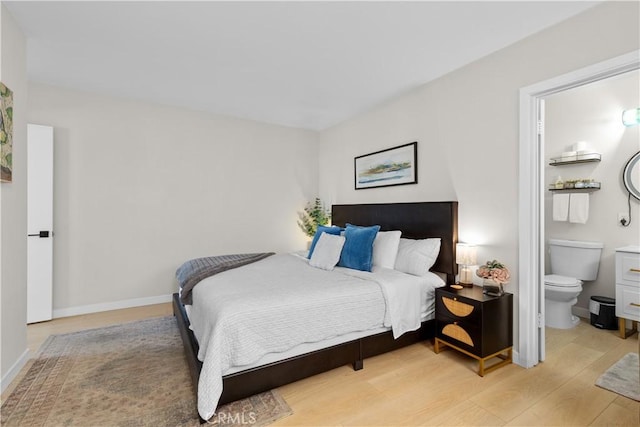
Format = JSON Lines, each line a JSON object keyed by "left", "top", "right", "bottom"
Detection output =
{"left": 338, "top": 224, "right": 381, "bottom": 272}
{"left": 308, "top": 226, "right": 343, "bottom": 258}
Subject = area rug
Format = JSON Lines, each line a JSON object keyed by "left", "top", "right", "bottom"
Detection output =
{"left": 595, "top": 352, "right": 640, "bottom": 401}
{"left": 1, "top": 316, "right": 292, "bottom": 426}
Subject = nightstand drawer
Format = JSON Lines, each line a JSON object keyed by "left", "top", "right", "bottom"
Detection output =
{"left": 616, "top": 284, "right": 640, "bottom": 321}
{"left": 436, "top": 318, "right": 480, "bottom": 353}
{"left": 436, "top": 294, "right": 481, "bottom": 323}
{"left": 616, "top": 252, "right": 640, "bottom": 287}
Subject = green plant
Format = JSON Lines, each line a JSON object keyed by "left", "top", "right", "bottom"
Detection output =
{"left": 297, "top": 198, "right": 330, "bottom": 238}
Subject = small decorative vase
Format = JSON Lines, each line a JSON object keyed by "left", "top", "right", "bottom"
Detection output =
{"left": 482, "top": 279, "right": 504, "bottom": 296}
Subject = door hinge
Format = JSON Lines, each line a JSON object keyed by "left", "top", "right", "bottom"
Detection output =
{"left": 537, "top": 313, "right": 543, "bottom": 328}
{"left": 536, "top": 120, "right": 544, "bottom": 135}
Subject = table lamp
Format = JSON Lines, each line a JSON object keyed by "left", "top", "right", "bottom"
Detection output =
{"left": 456, "top": 243, "right": 477, "bottom": 286}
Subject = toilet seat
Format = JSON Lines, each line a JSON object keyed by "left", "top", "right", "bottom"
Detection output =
{"left": 544, "top": 274, "right": 581, "bottom": 288}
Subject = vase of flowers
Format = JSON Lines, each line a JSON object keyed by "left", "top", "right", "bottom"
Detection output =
{"left": 476, "top": 259, "right": 510, "bottom": 296}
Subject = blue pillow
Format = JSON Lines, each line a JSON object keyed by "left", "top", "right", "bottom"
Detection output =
{"left": 308, "top": 226, "right": 343, "bottom": 258}
{"left": 338, "top": 224, "right": 380, "bottom": 272}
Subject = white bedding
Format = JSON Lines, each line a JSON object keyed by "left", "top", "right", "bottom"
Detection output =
{"left": 188, "top": 252, "right": 443, "bottom": 420}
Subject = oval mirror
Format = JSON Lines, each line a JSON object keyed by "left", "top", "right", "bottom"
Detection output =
{"left": 623, "top": 151, "right": 640, "bottom": 201}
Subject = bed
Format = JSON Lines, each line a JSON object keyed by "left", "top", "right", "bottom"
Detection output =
{"left": 173, "top": 201, "right": 458, "bottom": 421}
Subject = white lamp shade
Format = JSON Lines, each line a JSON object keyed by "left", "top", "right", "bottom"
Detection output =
{"left": 456, "top": 243, "right": 477, "bottom": 266}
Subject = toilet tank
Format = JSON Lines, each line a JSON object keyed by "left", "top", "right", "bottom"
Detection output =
{"left": 548, "top": 239, "right": 603, "bottom": 281}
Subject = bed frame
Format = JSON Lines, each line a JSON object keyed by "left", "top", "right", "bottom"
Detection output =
{"left": 173, "top": 201, "right": 458, "bottom": 421}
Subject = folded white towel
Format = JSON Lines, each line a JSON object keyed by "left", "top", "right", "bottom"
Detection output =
{"left": 553, "top": 193, "right": 569, "bottom": 221}
{"left": 569, "top": 193, "right": 589, "bottom": 224}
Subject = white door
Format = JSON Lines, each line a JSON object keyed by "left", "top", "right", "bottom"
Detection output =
{"left": 27, "top": 124, "right": 54, "bottom": 324}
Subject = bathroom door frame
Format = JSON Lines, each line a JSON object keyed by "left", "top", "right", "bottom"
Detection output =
{"left": 518, "top": 50, "right": 640, "bottom": 368}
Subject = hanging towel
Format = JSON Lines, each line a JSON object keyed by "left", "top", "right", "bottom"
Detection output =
{"left": 553, "top": 193, "right": 570, "bottom": 221}
{"left": 569, "top": 193, "right": 590, "bottom": 224}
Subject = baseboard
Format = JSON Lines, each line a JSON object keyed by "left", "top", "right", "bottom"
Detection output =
{"left": 1, "top": 348, "right": 30, "bottom": 393}
{"left": 512, "top": 349, "right": 522, "bottom": 367}
{"left": 53, "top": 294, "right": 173, "bottom": 319}
{"left": 573, "top": 306, "right": 590, "bottom": 320}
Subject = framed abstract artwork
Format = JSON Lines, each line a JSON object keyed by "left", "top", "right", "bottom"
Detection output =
{"left": 354, "top": 141, "right": 417, "bottom": 190}
{"left": 1, "top": 82, "right": 13, "bottom": 183}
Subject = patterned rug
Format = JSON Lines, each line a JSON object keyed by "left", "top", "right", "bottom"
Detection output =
{"left": 595, "top": 352, "right": 640, "bottom": 401}
{"left": 1, "top": 316, "right": 292, "bottom": 426}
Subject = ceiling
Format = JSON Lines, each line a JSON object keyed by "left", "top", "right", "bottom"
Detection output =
{"left": 5, "top": 1, "right": 600, "bottom": 131}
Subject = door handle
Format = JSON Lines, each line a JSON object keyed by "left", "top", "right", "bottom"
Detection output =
{"left": 27, "top": 231, "right": 50, "bottom": 238}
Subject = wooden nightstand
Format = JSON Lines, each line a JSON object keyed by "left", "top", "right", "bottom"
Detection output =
{"left": 434, "top": 285, "right": 513, "bottom": 376}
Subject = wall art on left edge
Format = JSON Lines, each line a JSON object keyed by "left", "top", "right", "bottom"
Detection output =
{"left": 355, "top": 141, "right": 417, "bottom": 190}
{"left": 0, "top": 82, "right": 13, "bottom": 183}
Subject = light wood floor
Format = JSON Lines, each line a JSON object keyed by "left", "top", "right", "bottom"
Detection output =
{"left": 4, "top": 303, "right": 639, "bottom": 426}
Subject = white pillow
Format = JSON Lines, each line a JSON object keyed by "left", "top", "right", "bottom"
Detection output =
{"left": 309, "top": 233, "right": 346, "bottom": 271}
{"left": 394, "top": 238, "right": 441, "bottom": 276}
{"left": 372, "top": 230, "right": 402, "bottom": 269}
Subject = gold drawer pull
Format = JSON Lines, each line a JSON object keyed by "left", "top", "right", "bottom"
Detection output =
{"left": 630, "top": 303, "right": 640, "bottom": 308}
{"left": 630, "top": 268, "right": 640, "bottom": 273}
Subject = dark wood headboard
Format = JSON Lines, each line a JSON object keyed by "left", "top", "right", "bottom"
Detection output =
{"left": 332, "top": 201, "right": 458, "bottom": 284}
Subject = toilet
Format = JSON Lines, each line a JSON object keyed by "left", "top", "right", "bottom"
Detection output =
{"left": 545, "top": 239, "right": 603, "bottom": 329}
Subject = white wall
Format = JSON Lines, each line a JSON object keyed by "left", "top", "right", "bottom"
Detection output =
{"left": 544, "top": 70, "right": 640, "bottom": 315}
{"left": 1, "top": 3, "right": 29, "bottom": 390}
{"left": 28, "top": 83, "right": 318, "bottom": 313}
{"left": 318, "top": 1, "right": 640, "bottom": 351}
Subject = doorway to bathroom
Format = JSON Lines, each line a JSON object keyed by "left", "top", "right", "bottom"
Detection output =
{"left": 518, "top": 51, "right": 640, "bottom": 368}
{"left": 543, "top": 68, "right": 639, "bottom": 318}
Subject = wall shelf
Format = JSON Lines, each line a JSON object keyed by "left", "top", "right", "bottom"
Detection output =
{"left": 549, "top": 152, "right": 601, "bottom": 166}
{"left": 549, "top": 186, "right": 601, "bottom": 193}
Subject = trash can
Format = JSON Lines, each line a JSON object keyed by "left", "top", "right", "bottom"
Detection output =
{"left": 589, "top": 296, "right": 617, "bottom": 330}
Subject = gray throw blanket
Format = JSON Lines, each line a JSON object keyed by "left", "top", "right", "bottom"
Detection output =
{"left": 176, "top": 253, "right": 275, "bottom": 304}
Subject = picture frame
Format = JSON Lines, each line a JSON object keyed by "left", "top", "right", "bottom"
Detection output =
{"left": 354, "top": 141, "right": 417, "bottom": 190}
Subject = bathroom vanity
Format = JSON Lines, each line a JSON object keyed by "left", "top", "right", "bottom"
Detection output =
{"left": 615, "top": 246, "right": 640, "bottom": 338}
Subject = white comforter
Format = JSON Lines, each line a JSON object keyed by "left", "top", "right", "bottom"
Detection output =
{"left": 190, "top": 253, "right": 427, "bottom": 420}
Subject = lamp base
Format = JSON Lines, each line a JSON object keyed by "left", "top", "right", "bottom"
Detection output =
{"left": 458, "top": 265, "right": 474, "bottom": 287}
